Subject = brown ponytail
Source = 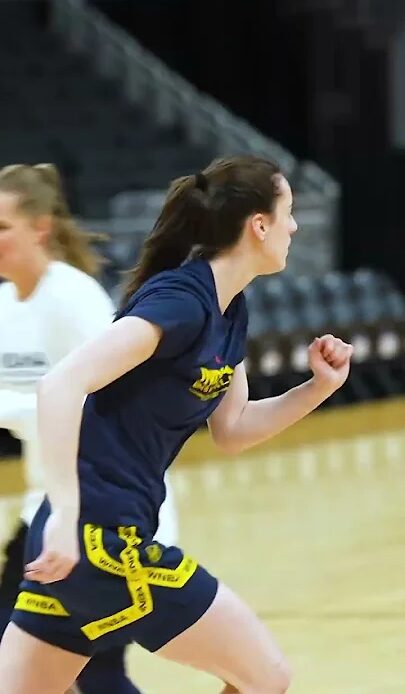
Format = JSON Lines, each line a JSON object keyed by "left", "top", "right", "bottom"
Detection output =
{"left": 120, "top": 174, "right": 213, "bottom": 306}
{"left": 121, "top": 155, "right": 281, "bottom": 306}
{"left": 0, "top": 163, "right": 104, "bottom": 277}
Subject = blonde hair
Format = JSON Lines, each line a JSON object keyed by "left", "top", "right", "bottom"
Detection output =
{"left": 0, "top": 163, "right": 104, "bottom": 276}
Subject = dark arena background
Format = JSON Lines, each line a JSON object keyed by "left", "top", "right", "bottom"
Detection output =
{"left": 1, "top": 1, "right": 405, "bottom": 691}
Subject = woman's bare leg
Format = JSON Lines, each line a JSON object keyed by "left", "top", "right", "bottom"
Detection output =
{"left": 157, "top": 583, "right": 291, "bottom": 694}
{"left": 0, "top": 622, "right": 89, "bottom": 694}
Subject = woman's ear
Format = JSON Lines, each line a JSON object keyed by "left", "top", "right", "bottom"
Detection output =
{"left": 32, "top": 214, "right": 53, "bottom": 246}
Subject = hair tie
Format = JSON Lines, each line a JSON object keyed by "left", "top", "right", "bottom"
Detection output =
{"left": 195, "top": 172, "right": 208, "bottom": 192}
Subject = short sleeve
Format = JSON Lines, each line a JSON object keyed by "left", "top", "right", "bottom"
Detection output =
{"left": 126, "top": 287, "right": 206, "bottom": 359}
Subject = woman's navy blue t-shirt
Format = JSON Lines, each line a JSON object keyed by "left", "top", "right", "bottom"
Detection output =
{"left": 77, "top": 259, "right": 248, "bottom": 534}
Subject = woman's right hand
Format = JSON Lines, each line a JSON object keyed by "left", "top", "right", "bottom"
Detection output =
{"left": 24, "top": 508, "right": 79, "bottom": 584}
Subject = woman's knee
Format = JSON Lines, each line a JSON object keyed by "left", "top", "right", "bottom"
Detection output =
{"left": 221, "top": 644, "right": 292, "bottom": 694}
{"left": 243, "top": 657, "right": 292, "bottom": 694}
{"left": 252, "top": 660, "right": 291, "bottom": 694}
{"left": 271, "top": 659, "right": 292, "bottom": 692}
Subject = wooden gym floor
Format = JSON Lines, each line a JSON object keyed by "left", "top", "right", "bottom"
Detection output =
{"left": 1, "top": 398, "right": 405, "bottom": 692}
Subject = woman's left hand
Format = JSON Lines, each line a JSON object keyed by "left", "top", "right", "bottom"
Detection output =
{"left": 308, "top": 334, "right": 354, "bottom": 394}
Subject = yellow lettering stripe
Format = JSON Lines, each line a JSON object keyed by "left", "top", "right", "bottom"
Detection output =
{"left": 84, "top": 524, "right": 125, "bottom": 577}
{"left": 15, "top": 591, "right": 70, "bottom": 617}
{"left": 81, "top": 600, "right": 153, "bottom": 641}
{"left": 125, "top": 577, "right": 153, "bottom": 614}
{"left": 118, "top": 525, "right": 143, "bottom": 547}
{"left": 146, "top": 557, "right": 198, "bottom": 587}
{"left": 119, "top": 530, "right": 153, "bottom": 605}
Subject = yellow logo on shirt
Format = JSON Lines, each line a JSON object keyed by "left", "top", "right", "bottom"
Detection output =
{"left": 190, "top": 365, "right": 234, "bottom": 401}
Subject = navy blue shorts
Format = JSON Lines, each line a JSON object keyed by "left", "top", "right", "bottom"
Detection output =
{"left": 11, "top": 500, "right": 218, "bottom": 656}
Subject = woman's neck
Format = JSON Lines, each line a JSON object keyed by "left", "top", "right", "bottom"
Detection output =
{"left": 13, "top": 255, "right": 52, "bottom": 301}
{"left": 209, "top": 250, "right": 256, "bottom": 314}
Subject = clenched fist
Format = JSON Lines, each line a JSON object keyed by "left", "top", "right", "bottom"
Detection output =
{"left": 308, "top": 334, "right": 353, "bottom": 394}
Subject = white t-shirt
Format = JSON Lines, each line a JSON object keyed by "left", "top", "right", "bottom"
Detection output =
{"left": 0, "top": 261, "right": 114, "bottom": 523}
